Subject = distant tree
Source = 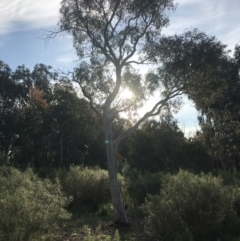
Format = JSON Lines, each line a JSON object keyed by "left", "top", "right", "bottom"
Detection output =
{"left": 183, "top": 134, "right": 215, "bottom": 173}
{"left": 13, "top": 83, "right": 100, "bottom": 170}
{"left": 0, "top": 62, "right": 100, "bottom": 171}
{"left": 126, "top": 117, "right": 184, "bottom": 173}
{"left": 48, "top": 83, "right": 100, "bottom": 168}
{"left": 0, "top": 62, "right": 30, "bottom": 163}
{"left": 13, "top": 86, "right": 50, "bottom": 168}
{"left": 31, "top": 64, "right": 58, "bottom": 99}
{"left": 125, "top": 117, "right": 213, "bottom": 173}
{"left": 2, "top": 63, "right": 57, "bottom": 169}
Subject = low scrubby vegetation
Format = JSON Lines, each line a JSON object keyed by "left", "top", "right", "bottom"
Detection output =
{"left": 57, "top": 165, "right": 112, "bottom": 212}
{"left": 142, "top": 170, "right": 240, "bottom": 241}
{"left": 121, "top": 166, "right": 163, "bottom": 208}
{"left": 1, "top": 165, "right": 240, "bottom": 241}
{"left": 0, "top": 166, "right": 71, "bottom": 241}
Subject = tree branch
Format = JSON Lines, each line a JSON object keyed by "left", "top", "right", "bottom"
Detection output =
{"left": 56, "top": 68, "right": 102, "bottom": 118}
{"left": 114, "top": 89, "right": 183, "bottom": 148}
{"left": 104, "top": 66, "right": 122, "bottom": 111}
{"left": 74, "top": 0, "right": 117, "bottom": 65}
{"left": 80, "top": 85, "right": 102, "bottom": 118}
{"left": 109, "top": 102, "right": 135, "bottom": 122}
{"left": 103, "top": 1, "right": 122, "bottom": 65}
{"left": 121, "top": 18, "right": 154, "bottom": 66}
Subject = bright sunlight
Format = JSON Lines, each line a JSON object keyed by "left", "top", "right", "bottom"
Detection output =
{"left": 121, "top": 89, "right": 134, "bottom": 99}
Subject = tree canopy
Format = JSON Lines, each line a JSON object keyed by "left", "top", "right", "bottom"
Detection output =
{"left": 152, "top": 29, "right": 240, "bottom": 171}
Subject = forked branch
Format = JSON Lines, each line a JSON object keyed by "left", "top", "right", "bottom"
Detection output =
{"left": 114, "top": 88, "right": 183, "bottom": 148}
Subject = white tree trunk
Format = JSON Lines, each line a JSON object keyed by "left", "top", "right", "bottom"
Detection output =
{"left": 103, "top": 116, "right": 129, "bottom": 225}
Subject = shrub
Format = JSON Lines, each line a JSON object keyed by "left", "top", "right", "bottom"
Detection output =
{"left": 57, "top": 165, "right": 111, "bottom": 212}
{"left": 122, "top": 167, "right": 163, "bottom": 208}
{"left": 82, "top": 225, "right": 120, "bottom": 241}
{"left": 142, "top": 170, "right": 240, "bottom": 241}
{"left": 0, "top": 166, "right": 71, "bottom": 241}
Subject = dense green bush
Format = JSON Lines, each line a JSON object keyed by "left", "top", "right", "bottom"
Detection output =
{"left": 122, "top": 167, "right": 163, "bottom": 208}
{"left": 57, "top": 165, "right": 111, "bottom": 212}
{"left": 142, "top": 170, "right": 240, "bottom": 241}
{"left": 0, "top": 166, "right": 71, "bottom": 241}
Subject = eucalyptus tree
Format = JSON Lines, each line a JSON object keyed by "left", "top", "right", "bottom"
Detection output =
{"left": 53, "top": 0, "right": 187, "bottom": 224}
{"left": 152, "top": 30, "right": 240, "bottom": 171}
{"left": 0, "top": 62, "right": 31, "bottom": 163}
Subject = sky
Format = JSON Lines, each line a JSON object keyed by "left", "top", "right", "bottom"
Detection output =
{"left": 1, "top": 0, "right": 240, "bottom": 136}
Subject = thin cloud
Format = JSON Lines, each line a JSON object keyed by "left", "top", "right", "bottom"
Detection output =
{"left": 177, "top": 0, "right": 199, "bottom": 6}
{"left": 56, "top": 57, "right": 75, "bottom": 63}
{"left": 164, "top": 0, "right": 240, "bottom": 51}
{"left": 0, "top": 0, "right": 60, "bottom": 35}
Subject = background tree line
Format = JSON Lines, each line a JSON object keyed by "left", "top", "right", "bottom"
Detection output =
{"left": 1, "top": 39, "right": 240, "bottom": 175}
{"left": 0, "top": 59, "right": 211, "bottom": 173}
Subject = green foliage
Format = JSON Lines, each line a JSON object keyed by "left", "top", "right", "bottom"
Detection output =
{"left": 82, "top": 225, "right": 120, "bottom": 241}
{"left": 121, "top": 166, "right": 163, "bottom": 208}
{"left": 155, "top": 30, "right": 240, "bottom": 171}
{"left": 125, "top": 118, "right": 213, "bottom": 174}
{"left": 57, "top": 166, "right": 111, "bottom": 212}
{"left": 0, "top": 61, "right": 101, "bottom": 171}
{"left": 0, "top": 166, "right": 71, "bottom": 241}
{"left": 219, "top": 172, "right": 240, "bottom": 225}
{"left": 126, "top": 118, "right": 184, "bottom": 173}
{"left": 142, "top": 170, "right": 240, "bottom": 241}
{"left": 219, "top": 171, "right": 240, "bottom": 186}
{"left": 14, "top": 82, "right": 100, "bottom": 170}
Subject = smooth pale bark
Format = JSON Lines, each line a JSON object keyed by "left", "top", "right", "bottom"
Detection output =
{"left": 103, "top": 114, "right": 129, "bottom": 225}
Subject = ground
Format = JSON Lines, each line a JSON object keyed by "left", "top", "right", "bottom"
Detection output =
{"left": 54, "top": 209, "right": 153, "bottom": 241}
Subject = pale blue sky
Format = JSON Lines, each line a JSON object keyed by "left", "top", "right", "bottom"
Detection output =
{"left": 0, "top": 0, "right": 240, "bottom": 136}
